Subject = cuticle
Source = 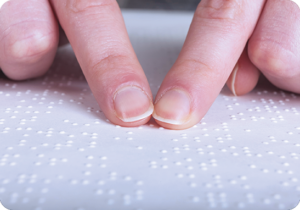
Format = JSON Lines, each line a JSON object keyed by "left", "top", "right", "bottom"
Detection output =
{"left": 154, "top": 86, "right": 192, "bottom": 105}
{"left": 113, "top": 84, "right": 151, "bottom": 101}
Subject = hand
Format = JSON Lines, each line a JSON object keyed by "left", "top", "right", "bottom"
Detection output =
{"left": 0, "top": 0, "right": 153, "bottom": 128}
{"left": 153, "top": 0, "right": 300, "bottom": 129}
{"left": 1, "top": 0, "right": 299, "bottom": 130}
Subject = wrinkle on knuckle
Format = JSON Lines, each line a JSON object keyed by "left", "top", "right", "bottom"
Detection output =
{"left": 195, "top": 0, "right": 244, "bottom": 25}
{"left": 65, "top": 0, "right": 117, "bottom": 14}
{"left": 177, "top": 58, "right": 213, "bottom": 73}
{"left": 88, "top": 54, "right": 128, "bottom": 79}
{"left": 176, "top": 58, "right": 225, "bottom": 79}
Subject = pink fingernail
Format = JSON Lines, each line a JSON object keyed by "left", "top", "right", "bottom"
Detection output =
{"left": 114, "top": 86, "right": 153, "bottom": 122}
{"left": 153, "top": 89, "right": 191, "bottom": 125}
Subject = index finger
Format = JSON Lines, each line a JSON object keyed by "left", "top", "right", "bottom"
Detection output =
{"left": 50, "top": 0, "right": 153, "bottom": 126}
{"left": 153, "top": 0, "right": 266, "bottom": 129}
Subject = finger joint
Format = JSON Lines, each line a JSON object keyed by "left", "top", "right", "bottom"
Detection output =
{"left": 65, "top": 0, "right": 117, "bottom": 14}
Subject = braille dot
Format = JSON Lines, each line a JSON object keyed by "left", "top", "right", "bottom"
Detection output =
{"left": 25, "top": 188, "right": 33, "bottom": 193}
{"left": 291, "top": 178, "right": 298, "bottom": 182}
{"left": 41, "top": 188, "right": 48, "bottom": 193}
{"left": 124, "top": 176, "right": 131, "bottom": 181}
{"left": 82, "top": 180, "right": 89, "bottom": 185}
{"left": 230, "top": 180, "right": 237, "bottom": 184}
{"left": 177, "top": 174, "right": 184, "bottom": 178}
{"left": 108, "top": 189, "right": 115, "bottom": 195}
{"left": 283, "top": 162, "right": 289, "bottom": 166}
{"left": 136, "top": 181, "right": 143, "bottom": 186}
{"left": 190, "top": 182, "right": 197, "bottom": 187}
{"left": 84, "top": 171, "right": 91, "bottom": 176}
{"left": 70, "top": 179, "right": 78, "bottom": 185}
{"left": 95, "top": 189, "right": 103, "bottom": 195}
{"left": 237, "top": 202, "right": 245, "bottom": 208}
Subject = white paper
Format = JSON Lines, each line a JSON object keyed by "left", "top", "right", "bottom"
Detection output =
{"left": 0, "top": 10, "right": 299, "bottom": 210}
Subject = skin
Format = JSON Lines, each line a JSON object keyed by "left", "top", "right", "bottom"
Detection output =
{"left": 0, "top": 0, "right": 299, "bottom": 130}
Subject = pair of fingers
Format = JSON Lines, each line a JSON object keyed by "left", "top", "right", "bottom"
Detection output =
{"left": 0, "top": 0, "right": 299, "bottom": 130}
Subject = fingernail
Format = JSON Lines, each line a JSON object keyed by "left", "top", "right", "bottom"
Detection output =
{"left": 114, "top": 86, "right": 153, "bottom": 122}
{"left": 153, "top": 89, "right": 191, "bottom": 125}
{"left": 230, "top": 64, "right": 239, "bottom": 96}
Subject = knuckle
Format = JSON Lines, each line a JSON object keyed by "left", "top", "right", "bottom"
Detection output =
{"left": 176, "top": 58, "right": 226, "bottom": 80}
{"left": 89, "top": 53, "right": 129, "bottom": 76}
{"left": 65, "top": 0, "right": 117, "bottom": 14}
{"left": 7, "top": 31, "right": 56, "bottom": 62}
{"left": 87, "top": 53, "right": 135, "bottom": 90}
{"left": 196, "top": 0, "right": 243, "bottom": 20}
{"left": 249, "top": 40, "right": 298, "bottom": 79}
{"left": 195, "top": 0, "right": 244, "bottom": 27}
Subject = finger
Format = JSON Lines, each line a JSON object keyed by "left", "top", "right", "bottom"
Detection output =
{"left": 0, "top": 0, "right": 59, "bottom": 80}
{"left": 248, "top": 0, "right": 300, "bottom": 93}
{"left": 153, "top": 0, "right": 266, "bottom": 130}
{"left": 50, "top": 0, "right": 153, "bottom": 127}
{"left": 226, "top": 45, "right": 260, "bottom": 96}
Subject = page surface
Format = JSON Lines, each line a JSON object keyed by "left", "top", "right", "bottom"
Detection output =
{"left": 0, "top": 10, "right": 299, "bottom": 210}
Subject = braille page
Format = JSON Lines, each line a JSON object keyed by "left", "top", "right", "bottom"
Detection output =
{"left": 0, "top": 10, "right": 300, "bottom": 210}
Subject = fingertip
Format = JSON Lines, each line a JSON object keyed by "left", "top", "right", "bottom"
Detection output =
{"left": 113, "top": 86, "right": 154, "bottom": 123}
{"left": 98, "top": 85, "right": 154, "bottom": 128}
{"left": 153, "top": 119, "right": 194, "bottom": 130}
{"left": 152, "top": 88, "right": 201, "bottom": 130}
{"left": 109, "top": 115, "right": 152, "bottom": 128}
{"left": 2, "top": 31, "right": 58, "bottom": 80}
{"left": 101, "top": 81, "right": 153, "bottom": 127}
{"left": 88, "top": 67, "right": 154, "bottom": 128}
{"left": 153, "top": 89, "right": 191, "bottom": 125}
{"left": 153, "top": 112, "right": 200, "bottom": 130}
{"left": 0, "top": 0, "right": 59, "bottom": 81}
